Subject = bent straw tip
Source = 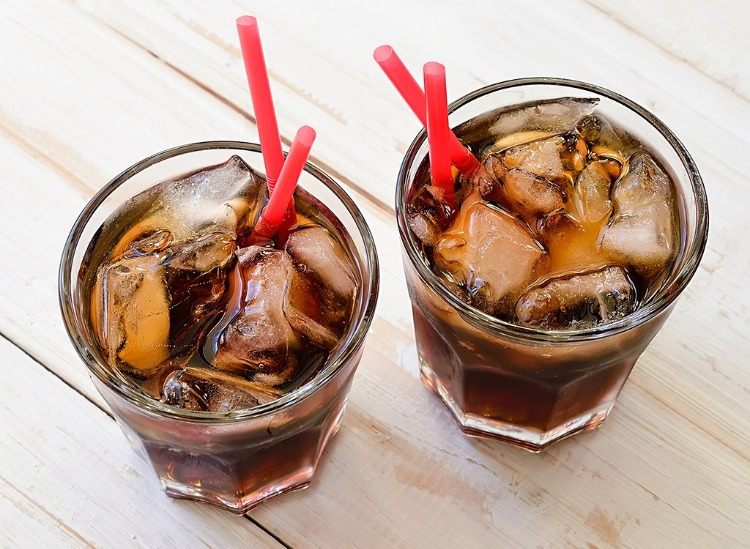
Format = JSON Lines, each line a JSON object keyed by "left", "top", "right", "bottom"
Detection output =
{"left": 260, "top": 125, "right": 316, "bottom": 229}
{"left": 236, "top": 15, "right": 258, "bottom": 27}
{"left": 373, "top": 44, "right": 394, "bottom": 63}
{"left": 296, "top": 125, "right": 317, "bottom": 145}
{"left": 423, "top": 61, "right": 446, "bottom": 76}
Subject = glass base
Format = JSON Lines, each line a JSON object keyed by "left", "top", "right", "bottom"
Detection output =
{"left": 161, "top": 467, "right": 315, "bottom": 514}
{"left": 120, "top": 401, "right": 348, "bottom": 514}
{"left": 419, "top": 360, "right": 612, "bottom": 452}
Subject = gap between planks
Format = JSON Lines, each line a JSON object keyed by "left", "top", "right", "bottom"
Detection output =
{"left": 581, "top": 0, "right": 750, "bottom": 105}
{"left": 0, "top": 474, "right": 95, "bottom": 548}
{"left": 0, "top": 330, "right": 293, "bottom": 547}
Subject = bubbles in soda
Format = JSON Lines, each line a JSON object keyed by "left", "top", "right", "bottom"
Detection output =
{"left": 85, "top": 156, "right": 359, "bottom": 411}
{"left": 407, "top": 98, "right": 682, "bottom": 329}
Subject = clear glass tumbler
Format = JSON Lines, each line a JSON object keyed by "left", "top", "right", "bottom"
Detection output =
{"left": 60, "top": 141, "right": 379, "bottom": 512}
{"left": 396, "top": 78, "right": 708, "bottom": 451}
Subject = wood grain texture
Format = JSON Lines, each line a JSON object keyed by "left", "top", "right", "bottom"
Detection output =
{"left": 588, "top": 0, "right": 750, "bottom": 102}
{"left": 1, "top": 0, "right": 748, "bottom": 547}
{"left": 0, "top": 336, "right": 280, "bottom": 548}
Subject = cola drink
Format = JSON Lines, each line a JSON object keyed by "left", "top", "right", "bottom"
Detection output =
{"left": 60, "top": 143, "right": 378, "bottom": 511}
{"left": 398, "top": 83, "right": 708, "bottom": 451}
{"left": 409, "top": 99, "right": 678, "bottom": 328}
{"left": 88, "top": 155, "right": 358, "bottom": 409}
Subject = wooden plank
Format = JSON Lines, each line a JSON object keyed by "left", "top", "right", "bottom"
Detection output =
{"left": 588, "top": 0, "right": 750, "bottom": 101}
{"left": 0, "top": 336, "right": 279, "bottom": 548}
{"left": 0, "top": 135, "right": 102, "bottom": 405}
{"left": 1, "top": 1, "right": 748, "bottom": 546}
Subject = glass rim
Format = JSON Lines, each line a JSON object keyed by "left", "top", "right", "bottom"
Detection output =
{"left": 396, "top": 77, "right": 709, "bottom": 343}
{"left": 59, "top": 140, "right": 380, "bottom": 422}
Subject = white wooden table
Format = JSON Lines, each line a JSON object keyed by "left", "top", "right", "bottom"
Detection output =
{"left": 2, "top": 1, "right": 748, "bottom": 547}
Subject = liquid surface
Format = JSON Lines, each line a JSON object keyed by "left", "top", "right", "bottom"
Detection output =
{"left": 84, "top": 156, "right": 359, "bottom": 412}
{"left": 407, "top": 97, "right": 682, "bottom": 329}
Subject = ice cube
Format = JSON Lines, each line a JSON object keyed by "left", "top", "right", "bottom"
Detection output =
{"left": 407, "top": 210, "right": 441, "bottom": 246}
{"left": 163, "top": 233, "right": 234, "bottom": 348}
{"left": 213, "top": 246, "right": 299, "bottom": 384}
{"left": 158, "top": 155, "right": 262, "bottom": 239}
{"left": 576, "top": 114, "right": 610, "bottom": 143}
{"left": 405, "top": 184, "right": 455, "bottom": 245}
{"left": 515, "top": 266, "right": 635, "bottom": 329}
{"left": 166, "top": 231, "right": 235, "bottom": 272}
{"left": 435, "top": 195, "right": 547, "bottom": 316}
{"left": 484, "top": 154, "right": 506, "bottom": 181}
{"left": 285, "top": 226, "right": 357, "bottom": 298}
{"left": 576, "top": 161, "right": 614, "bottom": 223}
{"left": 459, "top": 98, "right": 599, "bottom": 146}
{"left": 503, "top": 137, "right": 565, "bottom": 180}
{"left": 610, "top": 153, "right": 672, "bottom": 207}
{"left": 105, "top": 156, "right": 264, "bottom": 262}
{"left": 162, "top": 367, "right": 281, "bottom": 412}
{"left": 503, "top": 168, "right": 566, "bottom": 216}
{"left": 93, "top": 228, "right": 236, "bottom": 376}
{"left": 479, "top": 156, "right": 508, "bottom": 206}
{"left": 285, "top": 227, "right": 353, "bottom": 349}
{"left": 600, "top": 153, "right": 675, "bottom": 276}
{"left": 122, "top": 229, "right": 173, "bottom": 256}
{"left": 285, "top": 267, "right": 344, "bottom": 350}
{"left": 576, "top": 114, "right": 639, "bottom": 152}
{"left": 95, "top": 253, "right": 171, "bottom": 373}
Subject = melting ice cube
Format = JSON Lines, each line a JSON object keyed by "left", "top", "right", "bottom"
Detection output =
{"left": 94, "top": 253, "right": 171, "bottom": 373}
{"left": 213, "top": 246, "right": 299, "bottom": 385}
{"left": 576, "top": 161, "right": 614, "bottom": 223}
{"left": 435, "top": 195, "right": 547, "bottom": 316}
{"left": 285, "top": 226, "right": 357, "bottom": 298}
{"left": 162, "top": 367, "right": 281, "bottom": 412}
{"left": 503, "top": 168, "right": 567, "bottom": 217}
{"left": 503, "top": 137, "right": 566, "bottom": 180}
{"left": 600, "top": 153, "right": 676, "bottom": 276}
{"left": 515, "top": 266, "right": 635, "bottom": 329}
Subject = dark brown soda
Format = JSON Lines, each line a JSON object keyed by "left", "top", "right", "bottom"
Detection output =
{"left": 82, "top": 156, "right": 359, "bottom": 411}
{"left": 405, "top": 99, "right": 685, "bottom": 446}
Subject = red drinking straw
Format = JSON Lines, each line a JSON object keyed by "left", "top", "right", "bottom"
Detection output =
{"left": 259, "top": 126, "right": 316, "bottom": 230}
{"left": 424, "top": 62, "right": 454, "bottom": 198}
{"left": 236, "top": 16, "right": 284, "bottom": 191}
{"left": 373, "top": 45, "right": 479, "bottom": 174}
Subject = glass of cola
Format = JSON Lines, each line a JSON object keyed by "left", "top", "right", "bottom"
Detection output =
{"left": 60, "top": 141, "right": 379, "bottom": 511}
{"left": 396, "top": 79, "right": 708, "bottom": 451}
